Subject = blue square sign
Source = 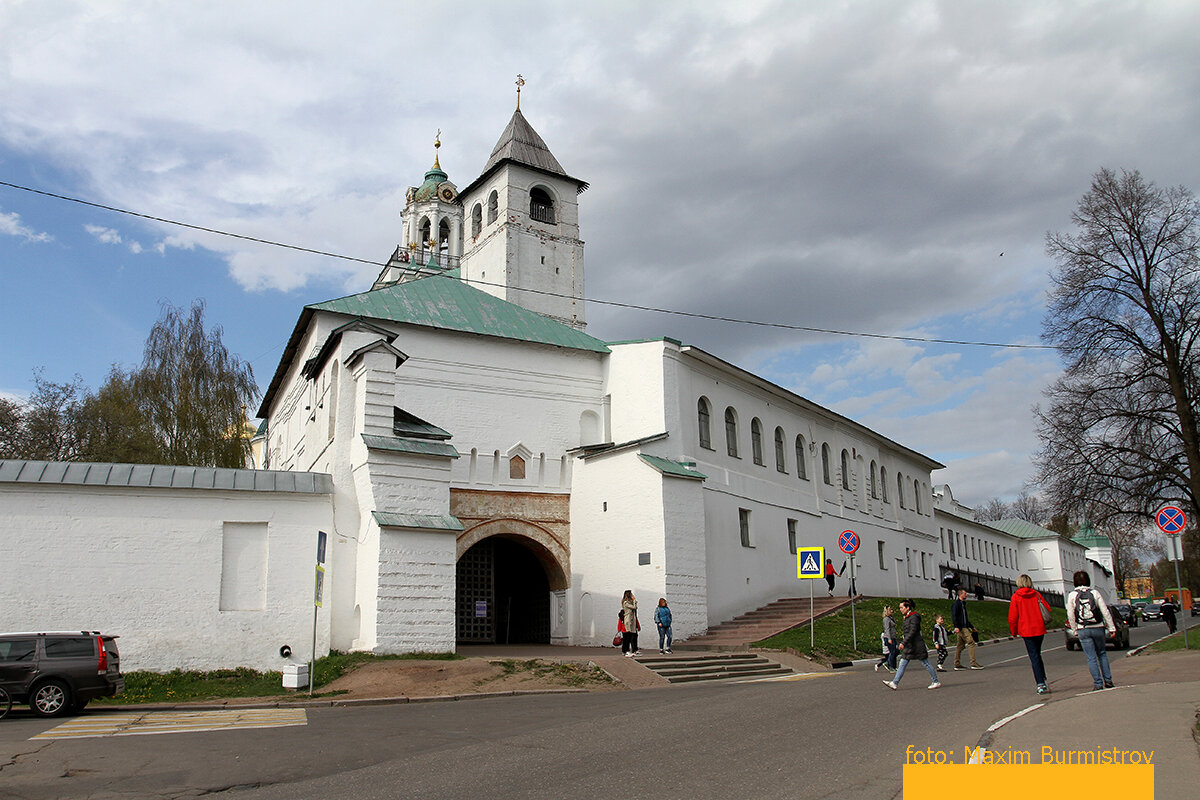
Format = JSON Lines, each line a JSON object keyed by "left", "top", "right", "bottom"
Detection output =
{"left": 797, "top": 546, "right": 825, "bottom": 579}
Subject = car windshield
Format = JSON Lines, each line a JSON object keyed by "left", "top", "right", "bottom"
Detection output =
{"left": 1146, "top": 604, "right": 1161, "bottom": 610}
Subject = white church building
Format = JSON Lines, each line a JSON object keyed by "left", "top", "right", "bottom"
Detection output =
{"left": 0, "top": 105, "right": 1112, "bottom": 671}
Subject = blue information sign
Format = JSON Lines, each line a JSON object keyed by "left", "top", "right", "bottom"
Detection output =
{"left": 797, "top": 546, "right": 825, "bottom": 579}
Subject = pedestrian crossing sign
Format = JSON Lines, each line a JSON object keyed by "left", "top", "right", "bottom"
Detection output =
{"left": 797, "top": 546, "right": 825, "bottom": 579}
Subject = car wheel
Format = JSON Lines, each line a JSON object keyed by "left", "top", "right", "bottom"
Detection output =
{"left": 31, "top": 679, "right": 72, "bottom": 718}
{"left": 1065, "top": 641, "right": 1075, "bottom": 651}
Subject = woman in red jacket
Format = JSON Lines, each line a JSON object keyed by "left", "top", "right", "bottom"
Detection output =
{"left": 1009, "top": 573, "right": 1053, "bottom": 694}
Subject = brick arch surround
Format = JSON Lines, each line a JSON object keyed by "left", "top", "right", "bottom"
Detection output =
{"left": 456, "top": 518, "right": 569, "bottom": 591}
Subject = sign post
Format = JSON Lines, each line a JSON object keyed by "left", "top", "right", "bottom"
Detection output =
{"left": 839, "top": 530, "right": 861, "bottom": 650}
{"left": 311, "top": 531, "right": 328, "bottom": 696}
{"left": 1156, "top": 507, "right": 1190, "bottom": 650}
{"left": 797, "top": 546, "right": 825, "bottom": 649}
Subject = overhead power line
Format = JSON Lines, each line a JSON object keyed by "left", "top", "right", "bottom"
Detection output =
{"left": 0, "top": 179, "right": 1055, "bottom": 350}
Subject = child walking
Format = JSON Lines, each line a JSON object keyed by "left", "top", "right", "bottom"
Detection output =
{"left": 654, "top": 597, "right": 673, "bottom": 654}
{"left": 875, "top": 605, "right": 897, "bottom": 672}
{"left": 932, "top": 614, "right": 949, "bottom": 672}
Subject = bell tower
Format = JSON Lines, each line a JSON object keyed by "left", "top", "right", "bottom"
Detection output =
{"left": 456, "top": 81, "right": 589, "bottom": 330}
{"left": 375, "top": 132, "right": 463, "bottom": 288}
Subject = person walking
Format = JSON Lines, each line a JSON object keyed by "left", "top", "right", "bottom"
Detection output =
{"left": 875, "top": 605, "right": 897, "bottom": 673}
{"left": 1066, "top": 571, "right": 1116, "bottom": 690}
{"left": 654, "top": 597, "right": 673, "bottom": 654}
{"left": 1009, "top": 574, "right": 1053, "bottom": 695}
{"left": 1160, "top": 598, "right": 1179, "bottom": 634}
{"left": 824, "top": 558, "right": 837, "bottom": 596}
{"left": 951, "top": 588, "right": 984, "bottom": 670}
{"left": 882, "top": 599, "right": 941, "bottom": 690}
{"left": 974, "top": 583, "right": 985, "bottom": 602}
{"left": 621, "top": 590, "right": 641, "bottom": 657}
{"left": 931, "top": 614, "right": 949, "bottom": 672}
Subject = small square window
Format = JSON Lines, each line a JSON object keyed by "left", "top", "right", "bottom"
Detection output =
{"left": 638, "top": 552, "right": 651, "bottom": 566}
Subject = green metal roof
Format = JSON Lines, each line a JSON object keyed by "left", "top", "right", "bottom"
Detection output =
{"left": 1072, "top": 520, "right": 1112, "bottom": 548}
{"left": 638, "top": 454, "right": 707, "bottom": 480}
{"left": 362, "top": 434, "right": 459, "bottom": 459}
{"left": 371, "top": 511, "right": 464, "bottom": 531}
{"left": 308, "top": 274, "right": 609, "bottom": 354}
{"left": 987, "top": 519, "right": 1059, "bottom": 540}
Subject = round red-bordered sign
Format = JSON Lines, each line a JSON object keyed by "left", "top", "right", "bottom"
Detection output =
{"left": 1156, "top": 506, "right": 1187, "bottom": 534}
{"left": 838, "top": 530, "right": 859, "bottom": 554}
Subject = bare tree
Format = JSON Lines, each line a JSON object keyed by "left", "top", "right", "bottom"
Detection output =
{"left": 974, "top": 497, "right": 1009, "bottom": 522}
{"left": 1096, "top": 518, "right": 1151, "bottom": 593}
{"left": 0, "top": 372, "right": 87, "bottom": 461}
{"left": 1010, "top": 491, "right": 1045, "bottom": 525}
{"left": 1035, "top": 169, "right": 1200, "bottom": 524}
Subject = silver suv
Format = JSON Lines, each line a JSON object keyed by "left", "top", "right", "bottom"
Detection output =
{"left": 0, "top": 631, "right": 124, "bottom": 716}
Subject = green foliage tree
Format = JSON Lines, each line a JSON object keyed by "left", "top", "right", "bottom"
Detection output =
{"left": 1035, "top": 168, "right": 1200, "bottom": 525}
{"left": 2, "top": 301, "right": 258, "bottom": 469}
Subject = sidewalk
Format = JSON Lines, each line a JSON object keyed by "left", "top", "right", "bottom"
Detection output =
{"left": 982, "top": 649, "right": 1200, "bottom": 800}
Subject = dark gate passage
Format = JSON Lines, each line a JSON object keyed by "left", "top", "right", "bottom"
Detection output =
{"left": 456, "top": 536, "right": 551, "bottom": 644}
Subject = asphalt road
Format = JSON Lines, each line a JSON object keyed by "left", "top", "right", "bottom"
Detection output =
{"left": 0, "top": 618, "right": 1189, "bottom": 800}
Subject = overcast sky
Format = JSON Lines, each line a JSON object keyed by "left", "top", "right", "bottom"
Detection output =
{"left": 2, "top": 1, "right": 1198, "bottom": 508}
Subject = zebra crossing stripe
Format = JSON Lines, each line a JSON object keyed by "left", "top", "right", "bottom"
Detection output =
{"left": 31, "top": 708, "right": 308, "bottom": 740}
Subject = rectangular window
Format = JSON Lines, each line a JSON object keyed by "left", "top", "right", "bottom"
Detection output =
{"left": 787, "top": 519, "right": 797, "bottom": 555}
{"left": 44, "top": 638, "right": 94, "bottom": 659}
{"left": 739, "top": 508, "right": 752, "bottom": 548}
{"left": 949, "top": 530, "right": 955, "bottom": 560}
{"left": 940, "top": 528, "right": 946, "bottom": 553}
{"left": 906, "top": 548, "right": 912, "bottom": 577}
{"left": 220, "top": 522, "right": 268, "bottom": 611}
{"left": 878, "top": 540, "right": 887, "bottom": 570}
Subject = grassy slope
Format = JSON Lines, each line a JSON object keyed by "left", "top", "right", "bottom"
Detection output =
{"left": 754, "top": 597, "right": 1069, "bottom": 663}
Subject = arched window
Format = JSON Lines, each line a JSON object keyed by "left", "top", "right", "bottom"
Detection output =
{"left": 821, "top": 443, "right": 832, "bottom": 485}
{"left": 880, "top": 466, "right": 889, "bottom": 502}
{"left": 471, "top": 203, "right": 482, "bottom": 238}
{"left": 840, "top": 449, "right": 850, "bottom": 490}
{"left": 487, "top": 190, "right": 498, "bottom": 224}
{"left": 795, "top": 435, "right": 808, "bottom": 480}
{"left": 870, "top": 460, "right": 878, "bottom": 498}
{"left": 419, "top": 217, "right": 432, "bottom": 249}
{"left": 914, "top": 479, "right": 922, "bottom": 514}
{"left": 774, "top": 427, "right": 786, "bottom": 472}
{"left": 697, "top": 397, "right": 712, "bottom": 450}
{"left": 725, "top": 407, "right": 738, "bottom": 458}
{"left": 438, "top": 219, "right": 450, "bottom": 258}
{"left": 529, "top": 187, "right": 555, "bottom": 224}
{"left": 897, "top": 474, "right": 906, "bottom": 509}
{"left": 751, "top": 418, "right": 764, "bottom": 466}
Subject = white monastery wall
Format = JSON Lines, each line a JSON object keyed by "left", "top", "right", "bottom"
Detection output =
{"left": 568, "top": 450, "right": 667, "bottom": 645}
{"left": 0, "top": 483, "right": 332, "bottom": 672}
{"left": 605, "top": 341, "right": 669, "bottom": 443}
{"left": 933, "top": 511, "right": 1022, "bottom": 591}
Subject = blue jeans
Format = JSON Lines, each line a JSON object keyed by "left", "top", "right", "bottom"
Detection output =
{"left": 1022, "top": 635, "right": 1046, "bottom": 686}
{"left": 878, "top": 638, "right": 898, "bottom": 669}
{"left": 658, "top": 625, "right": 672, "bottom": 651}
{"left": 1076, "top": 627, "right": 1112, "bottom": 686}
{"left": 893, "top": 656, "right": 938, "bottom": 685}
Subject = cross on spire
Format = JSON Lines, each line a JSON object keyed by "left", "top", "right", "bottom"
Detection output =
{"left": 515, "top": 74, "right": 525, "bottom": 110}
{"left": 433, "top": 128, "right": 441, "bottom": 169}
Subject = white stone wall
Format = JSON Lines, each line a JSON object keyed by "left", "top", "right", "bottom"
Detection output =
{"left": 0, "top": 483, "right": 333, "bottom": 672}
{"left": 605, "top": 341, "right": 669, "bottom": 444}
{"left": 375, "top": 526, "right": 457, "bottom": 653}
{"left": 933, "top": 511, "right": 1023, "bottom": 588}
{"left": 568, "top": 450, "right": 668, "bottom": 645}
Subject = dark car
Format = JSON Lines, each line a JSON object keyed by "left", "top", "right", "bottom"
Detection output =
{"left": 0, "top": 631, "right": 123, "bottom": 716}
{"left": 1191, "top": 601, "right": 1200, "bottom": 618}
{"left": 1064, "top": 605, "right": 1130, "bottom": 651}
{"left": 1141, "top": 603, "right": 1163, "bottom": 621}
{"left": 1113, "top": 604, "right": 1138, "bottom": 628}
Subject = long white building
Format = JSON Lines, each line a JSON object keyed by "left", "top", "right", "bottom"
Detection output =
{"left": 0, "top": 104, "right": 1112, "bottom": 670}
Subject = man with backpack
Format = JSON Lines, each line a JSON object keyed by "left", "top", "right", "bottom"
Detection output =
{"left": 1066, "top": 570, "right": 1117, "bottom": 690}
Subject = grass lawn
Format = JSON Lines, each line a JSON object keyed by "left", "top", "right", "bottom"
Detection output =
{"left": 94, "top": 651, "right": 462, "bottom": 705}
{"left": 1147, "top": 629, "right": 1198, "bottom": 652}
{"left": 754, "top": 596, "right": 1069, "bottom": 663}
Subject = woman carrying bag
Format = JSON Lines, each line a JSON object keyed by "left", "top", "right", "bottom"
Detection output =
{"left": 1009, "top": 573, "right": 1053, "bottom": 695}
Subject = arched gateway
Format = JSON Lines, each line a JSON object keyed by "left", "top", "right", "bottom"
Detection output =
{"left": 455, "top": 519, "right": 568, "bottom": 644}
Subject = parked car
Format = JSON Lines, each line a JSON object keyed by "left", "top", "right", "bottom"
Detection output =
{"left": 0, "top": 631, "right": 123, "bottom": 716}
{"left": 1141, "top": 603, "right": 1163, "bottom": 621}
{"left": 1064, "top": 605, "right": 1131, "bottom": 651}
{"left": 1113, "top": 604, "right": 1138, "bottom": 628}
{"left": 1191, "top": 600, "right": 1200, "bottom": 618}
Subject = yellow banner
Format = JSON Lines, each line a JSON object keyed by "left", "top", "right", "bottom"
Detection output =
{"left": 904, "top": 764, "right": 1152, "bottom": 799}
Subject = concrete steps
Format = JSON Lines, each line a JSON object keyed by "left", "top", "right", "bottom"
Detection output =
{"left": 675, "top": 595, "right": 857, "bottom": 651}
{"left": 634, "top": 653, "right": 794, "bottom": 683}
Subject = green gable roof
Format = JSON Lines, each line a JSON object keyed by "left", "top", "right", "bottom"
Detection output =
{"left": 987, "top": 518, "right": 1058, "bottom": 540}
{"left": 309, "top": 274, "right": 608, "bottom": 354}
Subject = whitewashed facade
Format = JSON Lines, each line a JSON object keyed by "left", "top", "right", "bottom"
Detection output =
{"left": 0, "top": 106, "right": 1113, "bottom": 670}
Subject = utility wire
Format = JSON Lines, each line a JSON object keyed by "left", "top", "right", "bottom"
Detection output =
{"left": 0, "top": 179, "right": 1055, "bottom": 350}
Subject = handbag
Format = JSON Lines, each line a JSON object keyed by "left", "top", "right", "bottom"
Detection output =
{"left": 612, "top": 633, "right": 623, "bottom": 647}
{"left": 970, "top": 628, "right": 979, "bottom": 643}
{"left": 1039, "top": 597, "right": 1052, "bottom": 625}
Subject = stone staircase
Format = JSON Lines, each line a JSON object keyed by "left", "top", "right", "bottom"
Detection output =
{"left": 634, "top": 652, "right": 794, "bottom": 683}
{"left": 675, "top": 595, "right": 854, "bottom": 651}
